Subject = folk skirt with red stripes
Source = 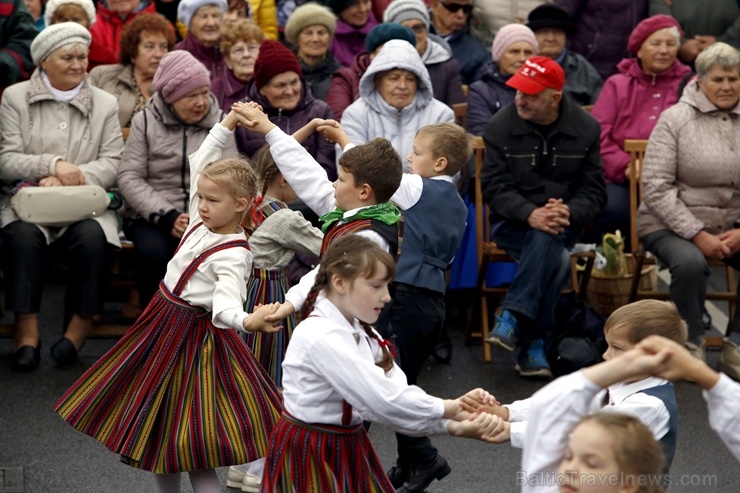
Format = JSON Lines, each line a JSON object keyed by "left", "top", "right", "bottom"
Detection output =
{"left": 261, "top": 412, "right": 395, "bottom": 493}
{"left": 54, "top": 283, "right": 283, "bottom": 474}
{"left": 243, "top": 267, "right": 293, "bottom": 386}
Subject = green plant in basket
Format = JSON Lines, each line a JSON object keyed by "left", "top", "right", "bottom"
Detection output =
{"left": 594, "top": 230, "right": 628, "bottom": 277}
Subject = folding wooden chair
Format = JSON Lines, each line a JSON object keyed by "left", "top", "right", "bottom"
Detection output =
{"left": 626, "top": 139, "right": 736, "bottom": 346}
{"left": 453, "top": 102, "right": 468, "bottom": 129}
{"left": 464, "top": 137, "right": 595, "bottom": 362}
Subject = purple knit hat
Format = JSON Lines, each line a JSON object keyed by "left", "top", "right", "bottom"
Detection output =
{"left": 492, "top": 24, "right": 539, "bottom": 63}
{"left": 628, "top": 14, "right": 683, "bottom": 53}
{"left": 152, "top": 50, "right": 211, "bottom": 104}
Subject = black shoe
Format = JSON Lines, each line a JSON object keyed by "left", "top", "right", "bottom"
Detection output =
{"left": 11, "top": 342, "right": 41, "bottom": 372}
{"left": 396, "top": 455, "right": 451, "bottom": 493}
{"left": 386, "top": 464, "right": 410, "bottom": 489}
{"left": 50, "top": 337, "right": 78, "bottom": 367}
{"left": 431, "top": 340, "right": 452, "bottom": 364}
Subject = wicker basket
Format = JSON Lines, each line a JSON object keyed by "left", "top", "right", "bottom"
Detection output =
{"left": 587, "top": 254, "right": 658, "bottom": 317}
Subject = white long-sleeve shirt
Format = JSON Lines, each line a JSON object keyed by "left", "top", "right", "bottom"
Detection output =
{"left": 507, "top": 377, "right": 671, "bottom": 449}
{"left": 705, "top": 373, "right": 740, "bottom": 463}
{"left": 521, "top": 371, "right": 602, "bottom": 493}
{"left": 281, "top": 294, "right": 451, "bottom": 435}
{"left": 162, "top": 123, "right": 251, "bottom": 330}
{"left": 264, "top": 127, "right": 389, "bottom": 310}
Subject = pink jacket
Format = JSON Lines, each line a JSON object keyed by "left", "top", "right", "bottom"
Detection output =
{"left": 591, "top": 58, "right": 692, "bottom": 184}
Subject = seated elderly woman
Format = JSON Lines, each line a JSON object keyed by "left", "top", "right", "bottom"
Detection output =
{"left": 284, "top": 2, "right": 341, "bottom": 101}
{"left": 0, "top": 23, "right": 124, "bottom": 372}
{"left": 466, "top": 23, "right": 538, "bottom": 136}
{"left": 326, "top": 22, "right": 417, "bottom": 120}
{"left": 176, "top": 0, "right": 228, "bottom": 77}
{"left": 383, "top": 0, "right": 466, "bottom": 107}
{"left": 210, "top": 18, "right": 265, "bottom": 111}
{"left": 118, "top": 50, "right": 237, "bottom": 308}
{"left": 90, "top": 0, "right": 158, "bottom": 59}
{"left": 328, "top": 0, "right": 377, "bottom": 67}
{"left": 637, "top": 42, "right": 740, "bottom": 372}
{"left": 44, "top": 0, "right": 118, "bottom": 69}
{"left": 341, "top": 38, "right": 454, "bottom": 170}
{"left": 591, "top": 14, "right": 692, "bottom": 248}
{"left": 235, "top": 40, "right": 336, "bottom": 179}
{"left": 90, "top": 13, "right": 175, "bottom": 129}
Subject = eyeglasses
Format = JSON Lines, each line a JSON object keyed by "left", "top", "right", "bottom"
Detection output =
{"left": 405, "top": 22, "right": 427, "bottom": 34}
{"left": 438, "top": 1, "right": 473, "bottom": 14}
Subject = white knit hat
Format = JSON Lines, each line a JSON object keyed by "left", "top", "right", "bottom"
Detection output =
{"left": 177, "top": 0, "right": 228, "bottom": 29}
{"left": 44, "top": 0, "right": 97, "bottom": 28}
{"left": 31, "top": 22, "right": 92, "bottom": 64}
{"left": 383, "top": 0, "right": 430, "bottom": 29}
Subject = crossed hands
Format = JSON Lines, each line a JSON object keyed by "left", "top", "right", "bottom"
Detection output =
{"left": 527, "top": 198, "right": 570, "bottom": 235}
{"left": 39, "top": 160, "right": 87, "bottom": 187}
{"left": 243, "top": 302, "right": 284, "bottom": 333}
{"left": 231, "top": 101, "right": 276, "bottom": 134}
{"left": 692, "top": 229, "right": 740, "bottom": 260}
{"left": 635, "top": 336, "right": 720, "bottom": 390}
{"left": 443, "top": 388, "right": 509, "bottom": 443}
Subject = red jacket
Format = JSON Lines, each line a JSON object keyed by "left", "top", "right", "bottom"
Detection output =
{"left": 90, "top": 0, "right": 157, "bottom": 58}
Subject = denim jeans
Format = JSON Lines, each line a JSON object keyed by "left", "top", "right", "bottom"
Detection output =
{"left": 642, "top": 229, "right": 740, "bottom": 343}
{"left": 491, "top": 220, "right": 576, "bottom": 343}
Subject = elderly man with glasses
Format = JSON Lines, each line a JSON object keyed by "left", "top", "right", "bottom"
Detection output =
{"left": 429, "top": 0, "right": 488, "bottom": 83}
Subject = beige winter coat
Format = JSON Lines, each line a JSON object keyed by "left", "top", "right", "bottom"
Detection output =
{"left": 0, "top": 69, "right": 124, "bottom": 247}
{"left": 637, "top": 79, "right": 740, "bottom": 240}
{"left": 117, "top": 91, "right": 237, "bottom": 224}
{"left": 89, "top": 63, "right": 142, "bottom": 129}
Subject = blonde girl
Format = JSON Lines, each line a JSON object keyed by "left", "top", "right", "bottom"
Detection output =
{"left": 55, "top": 112, "right": 283, "bottom": 493}
{"left": 262, "top": 234, "right": 506, "bottom": 492}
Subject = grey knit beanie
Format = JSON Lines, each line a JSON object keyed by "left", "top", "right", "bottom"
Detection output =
{"left": 31, "top": 22, "right": 92, "bottom": 65}
{"left": 177, "top": 0, "right": 228, "bottom": 28}
{"left": 383, "top": 0, "right": 430, "bottom": 29}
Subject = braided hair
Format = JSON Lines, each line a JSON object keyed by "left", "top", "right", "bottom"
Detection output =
{"left": 305, "top": 235, "right": 396, "bottom": 372}
{"left": 253, "top": 144, "right": 282, "bottom": 198}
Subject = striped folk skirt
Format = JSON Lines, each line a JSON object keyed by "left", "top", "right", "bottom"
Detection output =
{"left": 54, "top": 283, "right": 283, "bottom": 473}
{"left": 261, "top": 412, "right": 395, "bottom": 493}
{"left": 243, "top": 267, "right": 294, "bottom": 386}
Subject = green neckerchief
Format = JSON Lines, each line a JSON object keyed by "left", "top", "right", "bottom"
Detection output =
{"left": 319, "top": 201, "right": 401, "bottom": 233}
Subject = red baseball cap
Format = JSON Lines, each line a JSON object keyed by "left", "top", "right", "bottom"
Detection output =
{"left": 506, "top": 56, "right": 566, "bottom": 95}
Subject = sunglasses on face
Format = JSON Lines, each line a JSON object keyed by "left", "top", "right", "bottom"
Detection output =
{"left": 439, "top": 1, "right": 473, "bottom": 14}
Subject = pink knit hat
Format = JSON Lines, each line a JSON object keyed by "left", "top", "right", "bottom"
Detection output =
{"left": 627, "top": 14, "right": 683, "bottom": 53}
{"left": 491, "top": 24, "right": 539, "bottom": 63}
{"left": 152, "top": 50, "right": 211, "bottom": 104}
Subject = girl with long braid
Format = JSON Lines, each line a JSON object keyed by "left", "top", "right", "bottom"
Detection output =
{"left": 261, "top": 234, "right": 506, "bottom": 492}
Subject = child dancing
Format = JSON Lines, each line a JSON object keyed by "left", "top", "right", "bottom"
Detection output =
{"left": 54, "top": 111, "right": 283, "bottom": 493}
{"left": 261, "top": 234, "right": 505, "bottom": 492}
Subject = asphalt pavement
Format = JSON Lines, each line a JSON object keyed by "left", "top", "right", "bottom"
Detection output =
{"left": 1, "top": 283, "right": 739, "bottom": 493}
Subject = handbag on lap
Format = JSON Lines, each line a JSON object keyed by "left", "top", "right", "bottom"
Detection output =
{"left": 10, "top": 184, "right": 111, "bottom": 227}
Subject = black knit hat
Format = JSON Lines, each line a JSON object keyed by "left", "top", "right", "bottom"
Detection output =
{"left": 526, "top": 4, "right": 576, "bottom": 36}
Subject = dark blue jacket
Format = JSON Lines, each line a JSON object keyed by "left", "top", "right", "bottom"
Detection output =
{"left": 466, "top": 61, "right": 515, "bottom": 136}
{"left": 429, "top": 21, "right": 488, "bottom": 85}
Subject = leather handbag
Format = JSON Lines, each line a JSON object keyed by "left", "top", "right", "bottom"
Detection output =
{"left": 10, "top": 185, "right": 111, "bottom": 227}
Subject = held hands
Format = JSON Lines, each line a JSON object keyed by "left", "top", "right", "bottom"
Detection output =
{"left": 447, "top": 412, "right": 507, "bottom": 443}
{"left": 459, "top": 391, "right": 509, "bottom": 420}
{"left": 263, "top": 301, "right": 296, "bottom": 324}
{"left": 243, "top": 302, "right": 284, "bottom": 333}
{"left": 315, "top": 119, "right": 350, "bottom": 148}
{"left": 171, "top": 213, "right": 190, "bottom": 239}
{"left": 39, "top": 176, "right": 63, "bottom": 187}
{"left": 527, "top": 198, "right": 570, "bottom": 235}
{"left": 443, "top": 388, "right": 499, "bottom": 421}
{"left": 636, "top": 336, "right": 721, "bottom": 390}
{"left": 718, "top": 229, "right": 740, "bottom": 257}
{"left": 231, "top": 101, "right": 276, "bottom": 135}
{"left": 55, "top": 160, "right": 86, "bottom": 186}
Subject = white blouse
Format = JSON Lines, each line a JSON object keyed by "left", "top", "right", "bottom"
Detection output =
{"left": 281, "top": 295, "right": 450, "bottom": 436}
{"left": 705, "top": 373, "right": 740, "bottom": 463}
{"left": 162, "top": 123, "right": 251, "bottom": 331}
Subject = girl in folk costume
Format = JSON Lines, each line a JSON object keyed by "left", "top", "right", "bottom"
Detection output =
{"left": 262, "top": 234, "right": 506, "bottom": 492}
{"left": 242, "top": 144, "right": 323, "bottom": 387}
{"left": 54, "top": 110, "right": 283, "bottom": 493}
